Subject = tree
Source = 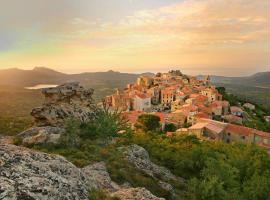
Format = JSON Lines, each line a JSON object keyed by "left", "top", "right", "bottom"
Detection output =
{"left": 60, "top": 118, "right": 81, "bottom": 148}
{"left": 135, "top": 114, "right": 161, "bottom": 132}
{"left": 164, "top": 123, "right": 177, "bottom": 132}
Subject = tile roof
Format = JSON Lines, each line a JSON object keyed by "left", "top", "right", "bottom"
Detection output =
{"left": 226, "top": 124, "right": 270, "bottom": 137}
{"left": 230, "top": 106, "right": 243, "bottom": 113}
{"left": 151, "top": 112, "right": 165, "bottom": 123}
{"left": 135, "top": 93, "right": 151, "bottom": 99}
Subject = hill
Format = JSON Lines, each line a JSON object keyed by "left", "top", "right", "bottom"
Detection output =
{"left": 198, "top": 71, "right": 270, "bottom": 108}
{"left": 198, "top": 71, "right": 270, "bottom": 87}
{"left": 0, "top": 67, "right": 154, "bottom": 87}
{"left": 0, "top": 67, "right": 154, "bottom": 100}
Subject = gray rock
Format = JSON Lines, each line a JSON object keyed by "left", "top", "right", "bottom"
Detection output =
{"left": 31, "top": 82, "right": 97, "bottom": 127}
{"left": 0, "top": 144, "right": 89, "bottom": 200}
{"left": 18, "top": 126, "right": 64, "bottom": 145}
{"left": 122, "top": 144, "right": 184, "bottom": 193}
{"left": 0, "top": 144, "right": 165, "bottom": 200}
{"left": 83, "top": 162, "right": 120, "bottom": 192}
{"left": 111, "top": 187, "right": 165, "bottom": 200}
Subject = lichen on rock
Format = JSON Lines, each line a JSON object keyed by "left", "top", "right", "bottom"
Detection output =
{"left": 0, "top": 144, "right": 89, "bottom": 200}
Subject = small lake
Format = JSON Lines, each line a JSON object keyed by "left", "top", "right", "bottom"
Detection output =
{"left": 25, "top": 84, "right": 58, "bottom": 90}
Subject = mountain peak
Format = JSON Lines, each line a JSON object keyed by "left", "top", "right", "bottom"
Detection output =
{"left": 33, "top": 66, "right": 56, "bottom": 72}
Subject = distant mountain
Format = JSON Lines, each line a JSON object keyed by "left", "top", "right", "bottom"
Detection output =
{"left": 198, "top": 71, "right": 270, "bottom": 108}
{"left": 0, "top": 67, "right": 155, "bottom": 87}
{"left": 198, "top": 71, "right": 270, "bottom": 88}
{"left": 0, "top": 67, "right": 155, "bottom": 100}
{"left": 0, "top": 67, "right": 66, "bottom": 86}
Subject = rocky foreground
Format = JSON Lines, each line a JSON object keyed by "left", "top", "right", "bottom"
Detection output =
{"left": 0, "top": 83, "right": 183, "bottom": 199}
{"left": 0, "top": 144, "right": 165, "bottom": 200}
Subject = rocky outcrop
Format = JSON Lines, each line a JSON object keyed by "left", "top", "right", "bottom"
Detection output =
{"left": 111, "top": 187, "right": 165, "bottom": 200}
{"left": 31, "top": 82, "right": 96, "bottom": 127}
{"left": 17, "top": 82, "right": 97, "bottom": 145}
{"left": 0, "top": 144, "right": 89, "bottom": 200}
{"left": 82, "top": 162, "right": 120, "bottom": 192}
{"left": 122, "top": 144, "right": 184, "bottom": 193}
{"left": 18, "top": 126, "right": 64, "bottom": 146}
{"left": 0, "top": 144, "right": 164, "bottom": 200}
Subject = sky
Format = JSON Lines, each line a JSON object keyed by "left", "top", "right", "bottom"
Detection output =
{"left": 0, "top": 0, "right": 270, "bottom": 76}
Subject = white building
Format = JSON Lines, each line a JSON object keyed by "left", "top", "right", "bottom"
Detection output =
{"left": 243, "top": 103, "right": 255, "bottom": 110}
{"left": 133, "top": 93, "right": 151, "bottom": 111}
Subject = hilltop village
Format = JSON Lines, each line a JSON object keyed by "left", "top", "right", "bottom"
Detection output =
{"left": 104, "top": 70, "right": 270, "bottom": 150}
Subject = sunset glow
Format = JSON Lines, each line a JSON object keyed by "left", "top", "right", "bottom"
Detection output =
{"left": 1, "top": 0, "right": 270, "bottom": 75}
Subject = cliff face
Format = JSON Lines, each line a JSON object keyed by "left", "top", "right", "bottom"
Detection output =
{"left": 31, "top": 82, "right": 96, "bottom": 127}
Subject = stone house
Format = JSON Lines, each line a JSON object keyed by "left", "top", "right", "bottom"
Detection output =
{"left": 137, "top": 76, "right": 154, "bottom": 88}
{"left": 230, "top": 106, "right": 244, "bottom": 117}
{"left": 243, "top": 103, "right": 255, "bottom": 110}
{"left": 201, "top": 88, "right": 222, "bottom": 103}
{"left": 133, "top": 93, "right": 151, "bottom": 111}
{"left": 161, "top": 87, "right": 176, "bottom": 105}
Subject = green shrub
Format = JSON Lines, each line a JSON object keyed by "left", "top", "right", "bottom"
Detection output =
{"left": 88, "top": 189, "right": 119, "bottom": 200}
{"left": 135, "top": 114, "right": 161, "bottom": 132}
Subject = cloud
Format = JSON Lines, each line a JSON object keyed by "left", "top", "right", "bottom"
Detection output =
{"left": 1, "top": 0, "right": 270, "bottom": 75}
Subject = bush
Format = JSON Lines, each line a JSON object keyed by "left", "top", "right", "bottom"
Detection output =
{"left": 88, "top": 189, "right": 119, "bottom": 200}
{"left": 164, "top": 123, "right": 177, "bottom": 132}
{"left": 135, "top": 114, "right": 161, "bottom": 132}
{"left": 80, "top": 107, "right": 132, "bottom": 140}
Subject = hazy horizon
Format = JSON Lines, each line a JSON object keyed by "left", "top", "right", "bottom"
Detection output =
{"left": 1, "top": 66, "right": 269, "bottom": 77}
{"left": 1, "top": 0, "right": 270, "bottom": 76}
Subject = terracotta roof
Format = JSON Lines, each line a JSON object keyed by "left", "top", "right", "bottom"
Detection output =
{"left": 190, "top": 94, "right": 199, "bottom": 98}
{"left": 122, "top": 111, "right": 144, "bottom": 124}
{"left": 225, "top": 124, "right": 270, "bottom": 137}
{"left": 224, "top": 114, "right": 242, "bottom": 122}
{"left": 135, "top": 93, "right": 151, "bottom": 99}
{"left": 189, "top": 122, "right": 208, "bottom": 130}
{"left": 195, "top": 112, "right": 210, "bottom": 119}
{"left": 166, "top": 132, "right": 174, "bottom": 137}
{"left": 195, "top": 95, "right": 208, "bottom": 103}
{"left": 230, "top": 106, "right": 243, "bottom": 113}
{"left": 151, "top": 112, "right": 165, "bottom": 123}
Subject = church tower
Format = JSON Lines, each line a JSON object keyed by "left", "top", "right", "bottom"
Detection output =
{"left": 205, "top": 75, "right": 211, "bottom": 86}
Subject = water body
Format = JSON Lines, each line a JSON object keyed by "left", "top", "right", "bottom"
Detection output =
{"left": 25, "top": 84, "right": 58, "bottom": 90}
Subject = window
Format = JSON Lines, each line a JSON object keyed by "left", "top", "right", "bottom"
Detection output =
{"left": 263, "top": 138, "right": 269, "bottom": 145}
{"left": 241, "top": 136, "right": 245, "bottom": 140}
{"left": 254, "top": 135, "right": 261, "bottom": 143}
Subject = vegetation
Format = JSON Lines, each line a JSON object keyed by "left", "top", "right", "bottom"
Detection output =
{"left": 1, "top": 83, "right": 270, "bottom": 199}
{"left": 164, "top": 123, "right": 177, "bottom": 132}
{"left": 133, "top": 133, "right": 270, "bottom": 200}
{"left": 31, "top": 106, "right": 270, "bottom": 200}
{"left": 217, "top": 87, "right": 270, "bottom": 132}
{"left": 216, "top": 83, "right": 270, "bottom": 108}
{"left": 88, "top": 189, "right": 119, "bottom": 200}
{"left": 135, "top": 114, "right": 161, "bottom": 132}
{"left": 0, "top": 85, "right": 42, "bottom": 135}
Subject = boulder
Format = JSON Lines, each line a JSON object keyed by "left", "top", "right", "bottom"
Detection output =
{"left": 122, "top": 144, "right": 184, "bottom": 193}
{"left": 111, "top": 187, "right": 165, "bottom": 200}
{"left": 82, "top": 162, "right": 120, "bottom": 192}
{"left": 0, "top": 144, "right": 89, "bottom": 200}
{"left": 18, "top": 126, "right": 64, "bottom": 145}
